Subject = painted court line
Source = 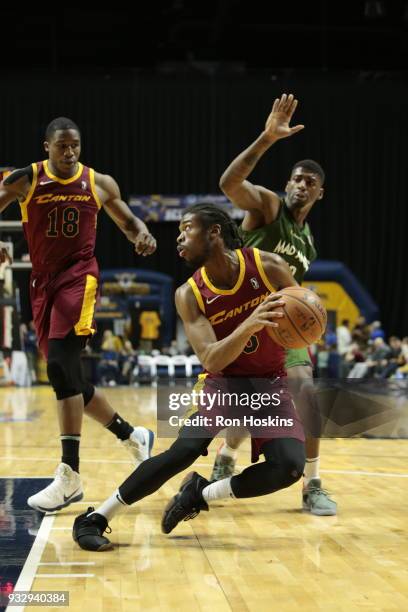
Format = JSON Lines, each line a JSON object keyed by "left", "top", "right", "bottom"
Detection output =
{"left": 0, "top": 475, "right": 53, "bottom": 478}
{"left": 35, "top": 573, "right": 95, "bottom": 578}
{"left": 320, "top": 468, "right": 408, "bottom": 478}
{"left": 38, "top": 562, "right": 96, "bottom": 566}
{"left": 9, "top": 514, "right": 55, "bottom": 612}
{"left": 51, "top": 527, "right": 77, "bottom": 531}
{"left": 49, "top": 526, "right": 71, "bottom": 530}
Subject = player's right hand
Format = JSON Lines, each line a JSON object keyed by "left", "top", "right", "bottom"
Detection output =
{"left": 0, "top": 242, "right": 12, "bottom": 264}
{"left": 263, "top": 93, "right": 304, "bottom": 143}
{"left": 134, "top": 232, "right": 157, "bottom": 256}
{"left": 244, "top": 294, "right": 285, "bottom": 333}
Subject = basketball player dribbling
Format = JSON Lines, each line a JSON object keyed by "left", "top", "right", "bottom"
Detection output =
{"left": 0, "top": 117, "right": 156, "bottom": 512}
{"left": 72, "top": 203, "right": 306, "bottom": 551}
{"left": 212, "top": 93, "right": 336, "bottom": 515}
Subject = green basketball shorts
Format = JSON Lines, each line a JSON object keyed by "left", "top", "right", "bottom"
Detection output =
{"left": 285, "top": 347, "right": 312, "bottom": 369}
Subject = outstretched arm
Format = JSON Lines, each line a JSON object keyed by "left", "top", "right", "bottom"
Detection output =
{"left": 219, "top": 93, "right": 304, "bottom": 224}
{"left": 96, "top": 173, "right": 156, "bottom": 256}
{"left": 176, "top": 283, "right": 285, "bottom": 374}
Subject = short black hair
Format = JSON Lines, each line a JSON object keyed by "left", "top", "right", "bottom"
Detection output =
{"left": 291, "top": 159, "right": 325, "bottom": 185}
{"left": 183, "top": 203, "right": 243, "bottom": 250}
{"left": 45, "top": 117, "right": 81, "bottom": 141}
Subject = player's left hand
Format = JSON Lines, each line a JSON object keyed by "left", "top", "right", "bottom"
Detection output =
{"left": 134, "top": 232, "right": 157, "bottom": 256}
{"left": 264, "top": 93, "right": 304, "bottom": 143}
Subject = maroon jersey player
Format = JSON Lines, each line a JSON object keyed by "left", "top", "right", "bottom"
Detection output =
{"left": 72, "top": 203, "right": 305, "bottom": 552}
{"left": 0, "top": 117, "right": 156, "bottom": 512}
{"left": 188, "top": 246, "right": 286, "bottom": 378}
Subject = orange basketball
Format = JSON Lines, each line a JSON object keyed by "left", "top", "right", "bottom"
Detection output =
{"left": 266, "top": 286, "right": 327, "bottom": 349}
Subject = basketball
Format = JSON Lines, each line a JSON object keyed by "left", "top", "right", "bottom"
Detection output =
{"left": 266, "top": 286, "right": 327, "bottom": 349}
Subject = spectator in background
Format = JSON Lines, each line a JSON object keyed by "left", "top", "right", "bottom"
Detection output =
{"left": 351, "top": 316, "right": 370, "bottom": 348}
{"left": 369, "top": 320, "right": 386, "bottom": 342}
{"left": 348, "top": 338, "right": 389, "bottom": 379}
{"left": 396, "top": 337, "right": 408, "bottom": 378}
{"left": 97, "top": 330, "right": 122, "bottom": 386}
{"left": 316, "top": 344, "right": 329, "bottom": 378}
{"left": 336, "top": 319, "right": 352, "bottom": 357}
{"left": 327, "top": 344, "right": 341, "bottom": 378}
{"left": 139, "top": 310, "right": 161, "bottom": 352}
{"left": 336, "top": 319, "right": 352, "bottom": 376}
{"left": 324, "top": 326, "right": 337, "bottom": 348}
{"left": 401, "top": 337, "right": 408, "bottom": 362}
{"left": 119, "top": 339, "right": 137, "bottom": 384}
{"left": 364, "top": 336, "right": 391, "bottom": 378}
{"left": 380, "top": 336, "right": 403, "bottom": 379}
{"left": 21, "top": 321, "right": 39, "bottom": 384}
{"left": 101, "top": 329, "right": 123, "bottom": 353}
{"left": 343, "top": 341, "right": 365, "bottom": 376}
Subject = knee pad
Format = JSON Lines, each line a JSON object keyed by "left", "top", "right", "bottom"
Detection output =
{"left": 47, "top": 336, "right": 86, "bottom": 400}
{"left": 47, "top": 358, "right": 83, "bottom": 400}
{"left": 254, "top": 456, "right": 303, "bottom": 495}
{"left": 263, "top": 439, "right": 305, "bottom": 488}
{"left": 280, "top": 456, "right": 305, "bottom": 485}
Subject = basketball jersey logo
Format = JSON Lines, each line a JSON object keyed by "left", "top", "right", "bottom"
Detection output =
{"left": 250, "top": 277, "right": 259, "bottom": 290}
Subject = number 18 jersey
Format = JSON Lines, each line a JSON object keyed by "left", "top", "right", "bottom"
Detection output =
{"left": 20, "top": 160, "right": 102, "bottom": 273}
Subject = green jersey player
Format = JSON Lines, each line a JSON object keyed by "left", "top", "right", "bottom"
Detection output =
{"left": 211, "top": 93, "right": 336, "bottom": 516}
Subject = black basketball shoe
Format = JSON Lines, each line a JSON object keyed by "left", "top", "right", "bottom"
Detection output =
{"left": 161, "top": 472, "right": 210, "bottom": 534}
{"left": 73, "top": 507, "right": 113, "bottom": 551}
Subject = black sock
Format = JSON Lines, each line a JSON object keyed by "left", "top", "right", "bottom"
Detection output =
{"left": 61, "top": 435, "right": 80, "bottom": 473}
{"left": 105, "top": 413, "right": 134, "bottom": 441}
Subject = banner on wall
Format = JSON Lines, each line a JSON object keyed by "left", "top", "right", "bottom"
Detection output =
{"left": 128, "top": 194, "right": 245, "bottom": 222}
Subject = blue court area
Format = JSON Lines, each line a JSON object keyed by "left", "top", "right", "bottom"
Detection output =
{"left": 0, "top": 478, "right": 51, "bottom": 612}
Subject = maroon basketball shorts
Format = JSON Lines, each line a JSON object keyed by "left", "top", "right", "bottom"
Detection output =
{"left": 30, "top": 258, "right": 99, "bottom": 359}
{"left": 186, "top": 375, "right": 305, "bottom": 462}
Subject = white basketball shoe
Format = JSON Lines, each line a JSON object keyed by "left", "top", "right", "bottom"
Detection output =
{"left": 121, "top": 426, "right": 155, "bottom": 466}
{"left": 27, "top": 463, "right": 83, "bottom": 512}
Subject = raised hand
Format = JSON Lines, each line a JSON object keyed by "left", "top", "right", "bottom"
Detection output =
{"left": 264, "top": 93, "right": 304, "bottom": 143}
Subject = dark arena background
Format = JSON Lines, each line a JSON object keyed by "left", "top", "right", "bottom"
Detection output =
{"left": 0, "top": 3, "right": 407, "bottom": 612}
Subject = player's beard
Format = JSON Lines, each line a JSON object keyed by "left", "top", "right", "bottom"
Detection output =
{"left": 184, "top": 242, "right": 211, "bottom": 270}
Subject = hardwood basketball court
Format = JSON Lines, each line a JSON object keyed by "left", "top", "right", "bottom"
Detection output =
{"left": 1, "top": 386, "right": 407, "bottom": 611}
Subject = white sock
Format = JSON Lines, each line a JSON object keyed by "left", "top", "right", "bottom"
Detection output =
{"left": 304, "top": 457, "right": 320, "bottom": 486}
{"left": 90, "top": 489, "right": 128, "bottom": 521}
{"left": 202, "top": 477, "right": 235, "bottom": 502}
{"left": 219, "top": 442, "right": 238, "bottom": 460}
{"left": 130, "top": 427, "right": 146, "bottom": 445}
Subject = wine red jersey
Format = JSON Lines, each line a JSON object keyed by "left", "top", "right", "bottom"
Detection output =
{"left": 188, "top": 247, "right": 285, "bottom": 378}
{"left": 20, "top": 160, "right": 102, "bottom": 273}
